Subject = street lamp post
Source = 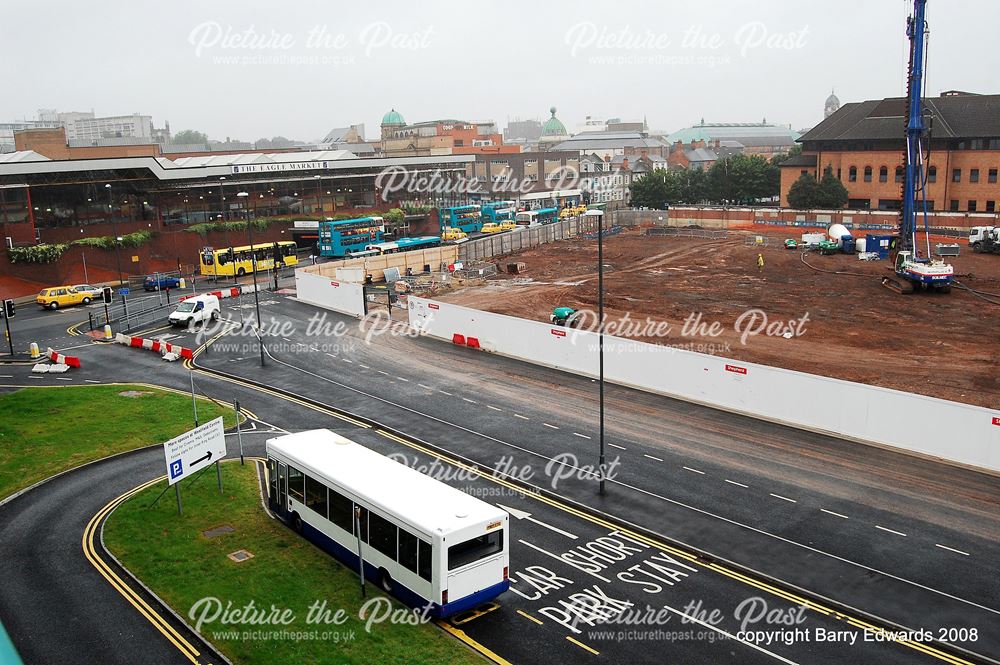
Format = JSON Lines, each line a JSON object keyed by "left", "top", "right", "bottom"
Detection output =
{"left": 105, "top": 184, "right": 124, "bottom": 286}
{"left": 314, "top": 175, "right": 322, "bottom": 217}
{"left": 585, "top": 209, "right": 607, "bottom": 495}
{"left": 237, "top": 192, "right": 265, "bottom": 366}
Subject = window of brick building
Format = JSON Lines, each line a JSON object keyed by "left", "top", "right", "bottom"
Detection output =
{"left": 952, "top": 168, "right": 961, "bottom": 183}
{"left": 968, "top": 200, "right": 977, "bottom": 212}
{"left": 928, "top": 166, "right": 937, "bottom": 183}
{"left": 864, "top": 166, "right": 872, "bottom": 182}
{"left": 987, "top": 201, "right": 996, "bottom": 213}
{"left": 970, "top": 169, "right": 980, "bottom": 183}
{"left": 849, "top": 166, "right": 857, "bottom": 182}
{"left": 950, "top": 200, "right": 959, "bottom": 212}
{"left": 879, "top": 166, "right": 888, "bottom": 183}
{"left": 989, "top": 169, "right": 998, "bottom": 184}
{"left": 895, "top": 166, "right": 904, "bottom": 183}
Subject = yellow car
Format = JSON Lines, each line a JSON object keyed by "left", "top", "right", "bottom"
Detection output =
{"left": 481, "top": 223, "right": 504, "bottom": 234}
{"left": 441, "top": 227, "right": 467, "bottom": 242}
{"left": 37, "top": 285, "right": 91, "bottom": 310}
{"left": 499, "top": 220, "right": 518, "bottom": 231}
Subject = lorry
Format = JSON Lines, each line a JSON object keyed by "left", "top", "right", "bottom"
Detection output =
{"left": 969, "top": 226, "right": 1000, "bottom": 254}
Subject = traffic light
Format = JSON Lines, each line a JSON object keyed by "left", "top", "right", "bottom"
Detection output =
{"left": 102, "top": 287, "right": 113, "bottom": 304}
{"left": 3, "top": 299, "right": 14, "bottom": 318}
{"left": 271, "top": 242, "right": 282, "bottom": 265}
{"left": 226, "top": 248, "right": 235, "bottom": 263}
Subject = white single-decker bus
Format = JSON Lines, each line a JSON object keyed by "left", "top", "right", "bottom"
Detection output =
{"left": 266, "top": 430, "right": 510, "bottom": 617}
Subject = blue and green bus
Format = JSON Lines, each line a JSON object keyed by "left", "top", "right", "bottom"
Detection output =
{"left": 365, "top": 236, "right": 442, "bottom": 255}
{"left": 534, "top": 207, "right": 560, "bottom": 224}
{"left": 318, "top": 217, "right": 385, "bottom": 257}
{"left": 439, "top": 205, "right": 482, "bottom": 234}
{"left": 481, "top": 201, "right": 515, "bottom": 224}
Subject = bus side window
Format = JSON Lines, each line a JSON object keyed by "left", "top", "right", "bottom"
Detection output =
{"left": 418, "top": 539, "right": 432, "bottom": 581}
{"left": 268, "top": 458, "right": 277, "bottom": 500}
{"left": 368, "top": 511, "right": 397, "bottom": 559}
{"left": 304, "top": 475, "right": 328, "bottom": 519}
{"left": 398, "top": 529, "right": 418, "bottom": 573}
{"left": 328, "top": 489, "right": 354, "bottom": 534}
{"left": 287, "top": 466, "right": 305, "bottom": 503}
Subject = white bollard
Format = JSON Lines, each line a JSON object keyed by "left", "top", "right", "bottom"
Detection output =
{"left": 104, "top": 324, "right": 113, "bottom": 340}
{"left": 29, "top": 342, "right": 40, "bottom": 359}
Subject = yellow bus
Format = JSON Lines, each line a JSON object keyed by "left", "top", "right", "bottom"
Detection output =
{"left": 199, "top": 241, "right": 299, "bottom": 277}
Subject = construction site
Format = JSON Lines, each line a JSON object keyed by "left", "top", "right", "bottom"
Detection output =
{"left": 436, "top": 225, "right": 1000, "bottom": 408}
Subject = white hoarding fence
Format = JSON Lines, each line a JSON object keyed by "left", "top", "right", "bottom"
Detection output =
{"left": 295, "top": 269, "right": 366, "bottom": 318}
{"left": 163, "top": 416, "right": 227, "bottom": 485}
{"left": 408, "top": 297, "right": 1000, "bottom": 474}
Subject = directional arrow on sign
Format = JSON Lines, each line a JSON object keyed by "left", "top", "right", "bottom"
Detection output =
{"left": 190, "top": 450, "right": 213, "bottom": 468}
{"left": 496, "top": 503, "right": 577, "bottom": 540}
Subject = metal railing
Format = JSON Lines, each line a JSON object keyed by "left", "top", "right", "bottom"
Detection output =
{"left": 458, "top": 216, "right": 598, "bottom": 262}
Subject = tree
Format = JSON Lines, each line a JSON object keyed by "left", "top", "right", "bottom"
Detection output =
{"left": 705, "top": 154, "right": 778, "bottom": 204}
{"left": 786, "top": 173, "right": 822, "bottom": 208}
{"left": 629, "top": 170, "right": 674, "bottom": 209}
{"left": 171, "top": 130, "right": 208, "bottom": 145}
{"left": 816, "top": 166, "right": 848, "bottom": 208}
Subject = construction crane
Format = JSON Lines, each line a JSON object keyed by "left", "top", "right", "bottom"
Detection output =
{"left": 883, "top": 0, "right": 954, "bottom": 294}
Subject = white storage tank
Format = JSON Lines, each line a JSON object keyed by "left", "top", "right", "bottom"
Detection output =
{"left": 855, "top": 237, "right": 867, "bottom": 253}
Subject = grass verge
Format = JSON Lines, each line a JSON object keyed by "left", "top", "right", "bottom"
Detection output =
{"left": 0, "top": 384, "right": 233, "bottom": 501}
{"left": 103, "top": 462, "right": 482, "bottom": 665}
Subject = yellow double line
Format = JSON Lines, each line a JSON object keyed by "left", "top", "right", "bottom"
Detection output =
{"left": 82, "top": 475, "right": 211, "bottom": 665}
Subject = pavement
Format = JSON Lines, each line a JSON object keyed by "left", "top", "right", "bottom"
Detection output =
{"left": 0, "top": 287, "right": 997, "bottom": 664}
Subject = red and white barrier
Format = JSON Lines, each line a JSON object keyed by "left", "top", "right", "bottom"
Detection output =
{"left": 180, "top": 286, "right": 243, "bottom": 302}
{"left": 46, "top": 347, "right": 81, "bottom": 368}
{"left": 114, "top": 333, "right": 194, "bottom": 361}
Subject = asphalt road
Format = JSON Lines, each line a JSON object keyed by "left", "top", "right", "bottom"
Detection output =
{"left": 0, "top": 289, "right": 996, "bottom": 664}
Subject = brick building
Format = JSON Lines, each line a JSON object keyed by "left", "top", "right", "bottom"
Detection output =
{"left": 781, "top": 92, "right": 1000, "bottom": 212}
{"left": 379, "top": 109, "right": 519, "bottom": 157}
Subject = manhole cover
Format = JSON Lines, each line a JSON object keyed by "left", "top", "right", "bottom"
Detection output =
{"left": 227, "top": 549, "right": 254, "bottom": 563}
{"left": 202, "top": 524, "right": 236, "bottom": 539}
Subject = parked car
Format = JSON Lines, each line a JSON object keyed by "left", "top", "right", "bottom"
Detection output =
{"left": 500, "top": 220, "right": 518, "bottom": 232}
{"left": 144, "top": 274, "right": 182, "bottom": 291}
{"left": 441, "top": 227, "right": 468, "bottom": 242}
{"left": 72, "top": 284, "right": 104, "bottom": 299}
{"left": 36, "top": 286, "right": 90, "bottom": 310}
{"left": 168, "top": 294, "right": 220, "bottom": 327}
{"left": 481, "top": 223, "right": 504, "bottom": 234}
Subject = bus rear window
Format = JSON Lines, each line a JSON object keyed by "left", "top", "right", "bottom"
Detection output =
{"left": 448, "top": 530, "right": 503, "bottom": 570}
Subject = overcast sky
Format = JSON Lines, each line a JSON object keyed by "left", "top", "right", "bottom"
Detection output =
{"left": 3, "top": 0, "right": 997, "bottom": 142}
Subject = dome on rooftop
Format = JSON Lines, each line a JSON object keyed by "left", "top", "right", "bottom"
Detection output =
{"left": 381, "top": 109, "right": 406, "bottom": 126}
{"left": 541, "top": 106, "right": 567, "bottom": 137}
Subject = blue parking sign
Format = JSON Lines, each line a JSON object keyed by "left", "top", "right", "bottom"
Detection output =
{"left": 169, "top": 459, "right": 183, "bottom": 480}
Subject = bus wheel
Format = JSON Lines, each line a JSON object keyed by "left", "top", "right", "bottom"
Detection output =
{"left": 292, "top": 512, "right": 303, "bottom": 534}
{"left": 237, "top": 268, "right": 246, "bottom": 276}
{"left": 378, "top": 568, "right": 393, "bottom": 593}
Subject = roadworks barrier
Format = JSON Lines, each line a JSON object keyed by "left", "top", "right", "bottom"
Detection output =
{"left": 114, "top": 333, "right": 194, "bottom": 362}
{"left": 45, "top": 347, "right": 81, "bottom": 368}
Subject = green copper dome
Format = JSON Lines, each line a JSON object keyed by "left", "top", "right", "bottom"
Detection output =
{"left": 541, "top": 106, "right": 567, "bottom": 137}
{"left": 381, "top": 109, "right": 406, "bottom": 126}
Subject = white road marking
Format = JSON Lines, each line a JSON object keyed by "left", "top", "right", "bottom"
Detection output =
{"left": 377, "top": 370, "right": 389, "bottom": 375}
{"left": 820, "top": 509, "right": 849, "bottom": 519}
{"left": 724, "top": 479, "right": 749, "bottom": 488}
{"left": 487, "top": 405, "right": 502, "bottom": 411}
{"left": 876, "top": 525, "right": 907, "bottom": 537}
{"left": 542, "top": 423, "right": 559, "bottom": 429}
{"left": 396, "top": 377, "right": 409, "bottom": 382}
{"left": 342, "top": 359, "right": 353, "bottom": 364}
{"left": 609, "top": 443, "right": 626, "bottom": 450}
{"left": 572, "top": 432, "right": 590, "bottom": 439}
{"left": 519, "top": 539, "right": 610, "bottom": 582}
{"left": 0, "top": 375, "right": 12, "bottom": 378}
{"left": 84, "top": 379, "right": 101, "bottom": 384}
{"left": 643, "top": 454, "right": 663, "bottom": 462}
{"left": 463, "top": 397, "right": 477, "bottom": 404}
{"left": 359, "top": 364, "right": 370, "bottom": 369}
{"left": 935, "top": 543, "right": 970, "bottom": 556}
{"left": 55, "top": 377, "right": 72, "bottom": 381}
{"left": 498, "top": 504, "right": 578, "bottom": 540}
{"left": 418, "top": 384, "right": 433, "bottom": 390}
{"left": 514, "top": 413, "right": 529, "bottom": 420}
{"left": 683, "top": 466, "right": 705, "bottom": 475}
{"left": 28, "top": 376, "right": 43, "bottom": 380}
{"left": 770, "top": 493, "right": 797, "bottom": 503}
{"left": 439, "top": 390, "right": 453, "bottom": 396}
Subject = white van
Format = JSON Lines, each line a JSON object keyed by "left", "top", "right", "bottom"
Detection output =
{"left": 168, "top": 294, "right": 220, "bottom": 327}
